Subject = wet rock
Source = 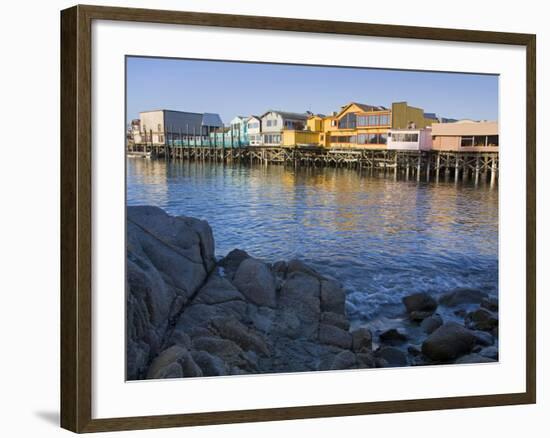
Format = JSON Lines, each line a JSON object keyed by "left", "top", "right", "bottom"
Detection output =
{"left": 422, "top": 322, "right": 476, "bottom": 362}
{"left": 319, "top": 323, "right": 352, "bottom": 349}
{"left": 192, "top": 336, "right": 249, "bottom": 368}
{"left": 320, "top": 311, "right": 350, "bottom": 330}
{"left": 233, "top": 258, "right": 277, "bottom": 308}
{"left": 375, "top": 346, "right": 408, "bottom": 367}
{"left": 407, "top": 345, "right": 422, "bottom": 356}
{"left": 218, "top": 249, "right": 250, "bottom": 279}
{"left": 439, "top": 288, "right": 488, "bottom": 307}
{"left": 126, "top": 206, "right": 215, "bottom": 380}
{"left": 287, "top": 259, "right": 322, "bottom": 279}
{"left": 279, "top": 271, "right": 321, "bottom": 339}
{"left": 351, "top": 327, "right": 373, "bottom": 353}
{"left": 472, "top": 330, "right": 494, "bottom": 347}
{"left": 272, "top": 260, "right": 288, "bottom": 277}
{"left": 190, "top": 351, "right": 228, "bottom": 376}
{"left": 402, "top": 293, "right": 437, "bottom": 317}
{"left": 421, "top": 314, "right": 443, "bottom": 334}
{"left": 211, "top": 317, "right": 270, "bottom": 356}
{"left": 455, "top": 353, "right": 496, "bottom": 364}
{"left": 147, "top": 345, "right": 202, "bottom": 379}
{"left": 379, "top": 328, "right": 408, "bottom": 346}
{"left": 465, "top": 308, "right": 498, "bottom": 332}
{"left": 356, "top": 351, "right": 376, "bottom": 368}
{"left": 330, "top": 350, "right": 357, "bottom": 370}
{"left": 480, "top": 346, "right": 499, "bottom": 360}
{"left": 481, "top": 296, "right": 499, "bottom": 312}
{"left": 320, "top": 279, "right": 346, "bottom": 315}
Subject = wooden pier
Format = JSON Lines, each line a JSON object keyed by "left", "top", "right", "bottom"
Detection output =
{"left": 127, "top": 143, "right": 499, "bottom": 182}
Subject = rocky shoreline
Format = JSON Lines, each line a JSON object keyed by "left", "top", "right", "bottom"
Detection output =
{"left": 127, "top": 206, "right": 499, "bottom": 380}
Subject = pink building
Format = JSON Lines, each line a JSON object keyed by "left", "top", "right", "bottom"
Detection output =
{"left": 431, "top": 120, "right": 498, "bottom": 152}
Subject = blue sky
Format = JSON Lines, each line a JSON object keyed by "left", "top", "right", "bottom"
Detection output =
{"left": 126, "top": 56, "right": 498, "bottom": 125}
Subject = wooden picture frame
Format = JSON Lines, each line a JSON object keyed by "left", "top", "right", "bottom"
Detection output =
{"left": 60, "top": 4, "right": 536, "bottom": 433}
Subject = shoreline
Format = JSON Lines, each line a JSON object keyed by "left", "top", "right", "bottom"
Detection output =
{"left": 127, "top": 206, "right": 499, "bottom": 380}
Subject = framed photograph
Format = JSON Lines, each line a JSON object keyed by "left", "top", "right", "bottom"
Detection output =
{"left": 60, "top": 4, "right": 536, "bottom": 433}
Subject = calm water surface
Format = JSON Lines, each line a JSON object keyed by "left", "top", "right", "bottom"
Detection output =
{"left": 127, "top": 158, "right": 498, "bottom": 329}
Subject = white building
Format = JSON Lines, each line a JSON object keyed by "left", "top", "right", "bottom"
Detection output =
{"left": 246, "top": 116, "right": 262, "bottom": 146}
{"left": 387, "top": 128, "right": 432, "bottom": 151}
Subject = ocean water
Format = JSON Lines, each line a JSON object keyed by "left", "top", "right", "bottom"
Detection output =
{"left": 127, "top": 158, "right": 498, "bottom": 331}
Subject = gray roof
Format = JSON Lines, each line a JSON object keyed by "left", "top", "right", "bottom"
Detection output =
{"left": 202, "top": 113, "right": 223, "bottom": 127}
{"left": 262, "top": 110, "right": 310, "bottom": 120}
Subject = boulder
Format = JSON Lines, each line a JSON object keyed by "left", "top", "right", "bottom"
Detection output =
{"left": 439, "top": 288, "right": 488, "bottom": 307}
{"left": 191, "top": 351, "right": 228, "bottom": 376}
{"left": 320, "top": 279, "right": 346, "bottom": 315}
{"left": 472, "top": 330, "right": 494, "bottom": 347}
{"left": 211, "top": 317, "right": 270, "bottom": 356}
{"left": 320, "top": 311, "right": 350, "bottom": 330}
{"left": 402, "top": 293, "right": 437, "bottom": 315}
{"left": 375, "top": 346, "right": 408, "bottom": 367}
{"left": 422, "top": 322, "right": 476, "bottom": 362}
{"left": 217, "top": 249, "right": 250, "bottom": 279}
{"left": 351, "top": 327, "right": 373, "bottom": 352}
{"left": 481, "top": 296, "right": 499, "bottom": 312}
{"left": 319, "top": 323, "right": 352, "bottom": 349}
{"left": 379, "top": 328, "right": 408, "bottom": 345}
{"left": 232, "top": 258, "right": 277, "bottom": 308}
{"left": 126, "top": 206, "right": 215, "bottom": 380}
{"left": 146, "top": 345, "right": 202, "bottom": 379}
{"left": 356, "top": 351, "right": 376, "bottom": 368}
{"left": 330, "top": 351, "right": 357, "bottom": 370}
{"left": 278, "top": 271, "right": 321, "bottom": 338}
{"left": 465, "top": 308, "right": 498, "bottom": 332}
{"left": 421, "top": 314, "right": 443, "bottom": 334}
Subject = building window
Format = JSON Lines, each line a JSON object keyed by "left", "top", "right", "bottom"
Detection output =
{"left": 487, "top": 135, "right": 499, "bottom": 146}
{"left": 157, "top": 124, "right": 162, "bottom": 132}
{"left": 460, "top": 136, "right": 474, "bottom": 147}
{"left": 368, "top": 115, "right": 378, "bottom": 126}
{"left": 379, "top": 114, "right": 389, "bottom": 125}
{"left": 338, "top": 113, "right": 357, "bottom": 129}
{"left": 331, "top": 119, "right": 337, "bottom": 127}
{"left": 392, "top": 133, "right": 419, "bottom": 142}
{"left": 357, "top": 116, "right": 367, "bottom": 127}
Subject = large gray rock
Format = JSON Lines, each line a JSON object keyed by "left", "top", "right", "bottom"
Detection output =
{"left": 233, "top": 258, "right": 277, "bottom": 308}
{"left": 402, "top": 293, "right": 437, "bottom": 318}
{"left": 319, "top": 323, "right": 352, "bottom": 349}
{"left": 351, "top": 327, "right": 373, "bottom": 352}
{"left": 126, "top": 206, "right": 215, "bottom": 380}
{"left": 465, "top": 308, "right": 498, "bottom": 332}
{"left": 422, "top": 322, "right": 476, "bottom": 362}
{"left": 330, "top": 351, "right": 357, "bottom": 370}
{"left": 278, "top": 271, "right": 321, "bottom": 339}
{"left": 379, "top": 328, "right": 408, "bottom": 346}
{"left": 218, "top": 249, "right": 250, "bottom": 279}
{"left": 421, "top": 314, "right": 443, "bottom": 334}
{"left": 320, "top": 279, "right": 346, "bottom": 315}
{"left": 147, "top": 345, "right": 203, "bottom": 379}
{"left": 375, "top": 346, "right": 408, "bottom": 367}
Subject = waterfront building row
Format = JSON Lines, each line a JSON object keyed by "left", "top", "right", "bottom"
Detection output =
{"left": 129, "top": 102, "right": 498, "bottom": 153}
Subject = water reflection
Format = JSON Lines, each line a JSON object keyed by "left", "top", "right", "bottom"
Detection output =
{"left": 127, "top": 158, "right": 498, "bottom": 325}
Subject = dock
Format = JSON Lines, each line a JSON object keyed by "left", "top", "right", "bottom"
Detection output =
{"left": 127, "top": 144, "right": 498, "bottom": 182}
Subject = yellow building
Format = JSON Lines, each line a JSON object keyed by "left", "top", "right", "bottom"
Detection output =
{"left": 281, "top": 101, "right": 438, "bottom": 149}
